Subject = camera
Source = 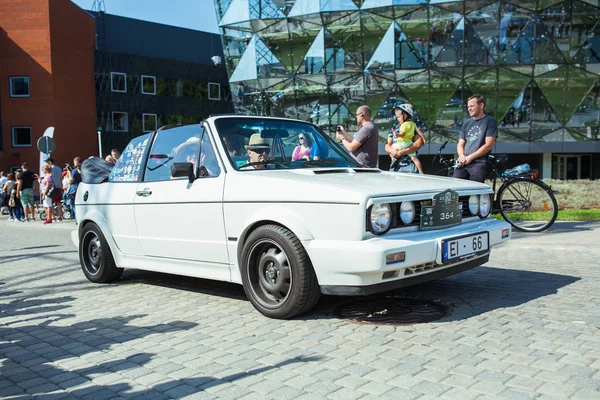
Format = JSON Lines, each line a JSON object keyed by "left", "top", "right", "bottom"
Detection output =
{"left": 336, "top": 126, "right": 342, "bottom": 132}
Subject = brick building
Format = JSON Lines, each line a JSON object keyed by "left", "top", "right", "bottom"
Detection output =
{"left": 0, "top": 0, "right": 96, "bottom": 173}
{"left": 0, "top": 1, "right": 233, "bottom": 173}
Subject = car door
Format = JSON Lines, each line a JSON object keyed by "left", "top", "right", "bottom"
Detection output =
{"left": 134, "top": 125, "right": 229, "bottom": 268}
{"left": 104, "top": 133, "right": 151, "bottom": 255}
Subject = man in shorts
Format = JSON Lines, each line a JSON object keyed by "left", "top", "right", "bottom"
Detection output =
{"left": 16, "top": 162, "right": 36, "bottom": 221}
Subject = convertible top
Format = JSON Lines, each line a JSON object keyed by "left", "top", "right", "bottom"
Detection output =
{"left": 81, "top": 157, "right": 114, "bottom": 184}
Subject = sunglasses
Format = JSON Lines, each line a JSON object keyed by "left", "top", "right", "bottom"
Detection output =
{"left": 298, "top": 137, "right": 305, "bottom": 140}
{"left": 250, "top": 147, "right": 270, "bottom": 154}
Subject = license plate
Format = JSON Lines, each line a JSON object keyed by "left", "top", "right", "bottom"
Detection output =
{"left": 420, "top": 189, "right": 462, "bottom": 231}
{"left": 442, "top": 232, "right": 489, "bottom": 262}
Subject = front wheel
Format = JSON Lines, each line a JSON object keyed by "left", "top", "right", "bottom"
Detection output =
{"left": 498, "top": 179, "right": 558, "bottom": 232}
{"left": 241, "top": 225, "right": 320, "bottom": 319}
{"left": 79, "top": 223, "right": 123, "bottom": 283}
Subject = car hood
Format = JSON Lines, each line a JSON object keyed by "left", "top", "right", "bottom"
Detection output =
{"left": 225, "top": 168, "right": 491, "bottom": 204}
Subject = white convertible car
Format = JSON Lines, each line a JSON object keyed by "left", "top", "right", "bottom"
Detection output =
{"left": 73, "top": 115, "right": 511, "bottom": 319}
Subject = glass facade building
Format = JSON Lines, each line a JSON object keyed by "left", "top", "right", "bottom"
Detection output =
{"left": 213, "top": 0, "right": 600, "bottom": 178}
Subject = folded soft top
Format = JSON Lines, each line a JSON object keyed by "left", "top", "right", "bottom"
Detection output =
{"left": 81, "top": 157, "right": 114, "bottom": 184}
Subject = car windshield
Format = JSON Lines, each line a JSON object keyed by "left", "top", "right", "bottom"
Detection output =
{"left": 214, "top": 117, "right": 363, "bottom": 171}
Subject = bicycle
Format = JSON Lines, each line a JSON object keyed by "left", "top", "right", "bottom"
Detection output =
{"left": 433, "top": 141, "right": 558, "bottom": 232}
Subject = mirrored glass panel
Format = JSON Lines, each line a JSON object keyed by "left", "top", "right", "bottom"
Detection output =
{"left": 536, "top": 66, "right": 567, "bottom": 123}
{"left": 530, "top": 83, "right": 563, "bottom": 140}
{"left": 216, "top": 0, "right": 600, "bottom": 148}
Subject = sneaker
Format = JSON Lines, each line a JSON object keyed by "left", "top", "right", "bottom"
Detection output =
{"left": 43, "top": 219, "right": 52, "bottom": 225}
{"left": 390, "top": 157, "right": 400, "bottom": 170}
{"left": 8, "top": 217, "right": 13, "bottom": 221}
{"left": 31, "top": 217, "right": 36, "bottom": 221}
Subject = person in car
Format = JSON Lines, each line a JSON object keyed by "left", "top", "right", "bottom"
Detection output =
{"left": 292, "top": 133, "right": 312, "bottom": 161}
{"left": 245, "top": 134, "right": 271, "bottom": 169}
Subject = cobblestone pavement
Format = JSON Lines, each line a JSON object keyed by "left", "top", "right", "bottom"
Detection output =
{"left": 1, "top": 218, "right": 599, "bottom": 400}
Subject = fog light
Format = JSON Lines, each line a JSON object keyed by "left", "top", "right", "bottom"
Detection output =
{"left": 386, "top": 252, "right": 405, "bottom": 265}
{"left": 502, "top": 228, "right": 510, "bottom": 238}
{"left": 468, "top": 195, "right": 480, "bottom": 215}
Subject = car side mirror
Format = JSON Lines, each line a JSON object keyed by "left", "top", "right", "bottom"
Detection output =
{"left": 171, "top": 162, "right": 196, "bottom": 183}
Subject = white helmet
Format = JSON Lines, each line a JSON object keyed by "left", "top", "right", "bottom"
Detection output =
{"left": 397, "top": 104, "right": 414, "bottom": 117}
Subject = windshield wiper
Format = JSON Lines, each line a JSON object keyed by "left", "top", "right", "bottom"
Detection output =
{"left": 238, "top": 158, "right": 292, "bottom": 169}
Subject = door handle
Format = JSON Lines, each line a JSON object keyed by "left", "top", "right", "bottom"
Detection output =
{"left": 136, "top": 188, "right": 152, "bottom": 197}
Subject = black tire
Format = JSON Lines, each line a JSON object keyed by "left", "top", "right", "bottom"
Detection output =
{"left": 39, "top": 210, "right": 47, "bottom": 220}
{"left": 79, "top": 223, "right": 123, "bottom": 283}
{"left": 241, "top": 224, "right": 320, "bottom": 319}
{"left": 498, "top": 179, "right": 558, "bottom": 232}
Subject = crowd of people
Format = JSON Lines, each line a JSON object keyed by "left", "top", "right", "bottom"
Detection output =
{"left": 0, "top": 148, "right": 123, "bottom": 224}
{"left": 336, "top": 94, "right": 497, "bottom": 183}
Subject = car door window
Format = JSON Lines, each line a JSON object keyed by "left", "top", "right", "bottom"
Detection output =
{"left": 144, "top": 126, "right": 200, "bottom": 182}
{"left": 109, "top": 133, "right": 151, "bottom": 182}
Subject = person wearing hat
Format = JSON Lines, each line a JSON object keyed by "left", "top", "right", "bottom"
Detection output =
{"left": 244, "top": 134, "right": 271, "bottom": 169}
{"left": 387, "top": 104, "right": 424, "bottom": 173}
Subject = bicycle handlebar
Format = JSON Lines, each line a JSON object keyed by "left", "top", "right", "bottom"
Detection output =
{"left": 439, "top": 140, "right": 448, "bottom": 152}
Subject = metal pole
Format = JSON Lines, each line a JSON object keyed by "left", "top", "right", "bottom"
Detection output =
{"left": 97, "top": 130, "right": 102, "bottom": 158}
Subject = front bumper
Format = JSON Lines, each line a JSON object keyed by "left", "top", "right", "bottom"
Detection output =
{"left": 304, "top": 217, "right": 510, "bottom": 293}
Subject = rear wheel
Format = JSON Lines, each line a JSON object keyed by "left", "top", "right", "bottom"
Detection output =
{"left": 241, "top": 225, "right": 320, "bottom": 319}
{"left": 79, "top": 223, "right": 123, "bottom": 283}
{"left": 498, "top": 179, "right": 558, "bottom": 232}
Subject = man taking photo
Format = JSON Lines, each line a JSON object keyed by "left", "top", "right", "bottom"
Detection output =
{"left": 336, "top": 105, "right": 378, "bottom": 168}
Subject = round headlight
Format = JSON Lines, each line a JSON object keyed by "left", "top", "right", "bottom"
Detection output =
{"left": 370, "top": 203, "right": 392, "bottom": 234}
{"left": 479, "top": 194, "right": 491, "bottom": 218}
{"left": 468, "top": 195, "right": 480, "bottom": 215}
{"left": 399, "top": 201, "right": 415, "bottom": 225}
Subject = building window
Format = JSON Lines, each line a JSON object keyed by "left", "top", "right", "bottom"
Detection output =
{"left": 208, "top": 82, "right": 221, "bottom": 100}
{"left": 143, "top": 113, "right": 157, "bottom": 132}
{"left": 12, "top": 126, "right": 32, "bottom": 147}
{"left": 111, "top": 72, "right": 127, "bottom": 92}
{"left": 10, "top": 77, "right": 30, "bottom": 97}
{"left": 112, "top": 112, "right": 128, "bottom": 132}
{"left": 142, "top": 75, "right": 156, "bottom": 95}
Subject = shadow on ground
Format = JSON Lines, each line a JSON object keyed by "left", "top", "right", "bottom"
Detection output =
{"left": 102, "top": 265, "right": 579, "bottom": 324}
{"left": 0, "top": 291, "right": 322, "bottom": 399}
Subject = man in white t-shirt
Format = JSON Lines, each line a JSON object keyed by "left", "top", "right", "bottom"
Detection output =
{"left": 45, "top": 158, "right": 64, "bottom": 220}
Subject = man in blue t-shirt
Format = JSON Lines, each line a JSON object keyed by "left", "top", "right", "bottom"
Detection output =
{"left": 454, "top": 94, "right": 497, "bottom": 182}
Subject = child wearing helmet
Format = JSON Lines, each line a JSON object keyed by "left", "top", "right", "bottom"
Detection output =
{"left": 388, "top": 104, "right": 424, "bottom": 173}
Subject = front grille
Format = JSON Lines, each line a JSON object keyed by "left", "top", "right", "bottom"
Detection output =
{"left": 392, "top": 195, "right": 473, "bottom": 229}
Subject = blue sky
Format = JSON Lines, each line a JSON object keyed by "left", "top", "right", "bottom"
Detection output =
{"left": 70, "top": 0, "right": 219, "bottom": 34}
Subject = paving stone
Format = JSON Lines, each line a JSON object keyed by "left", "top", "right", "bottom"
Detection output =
{"left": 2, "top": 221, "right": 600, "bottom": 400}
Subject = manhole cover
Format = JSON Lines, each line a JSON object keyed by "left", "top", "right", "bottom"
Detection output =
{"left": 333, "top": 298, "right": 449, "bottom": 325}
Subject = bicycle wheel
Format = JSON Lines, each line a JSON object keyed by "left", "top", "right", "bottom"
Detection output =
{"left": 498, "top": 179, "right": 558, "bottom": 232}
